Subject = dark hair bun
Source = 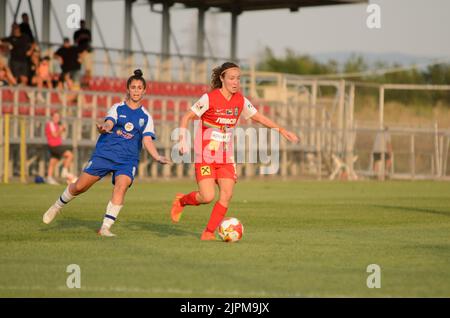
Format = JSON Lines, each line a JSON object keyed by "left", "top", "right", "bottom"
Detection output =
{"left": 133, "top": 69, "right": 143, "bottom": 77}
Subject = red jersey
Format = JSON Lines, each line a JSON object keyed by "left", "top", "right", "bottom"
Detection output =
{"left": 45, "top": 121, "right": 62, "bottom": 147}
{"left": 191, "top": 89, "right": 257, "bottom": 163}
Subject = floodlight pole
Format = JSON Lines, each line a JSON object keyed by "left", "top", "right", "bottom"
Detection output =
{"left": 124, "top": 0, "right": 133, "bottom": 76}
{"left": 85, "top": 0, "right": 93, "bottom": 29}
{"left": 42, "top": 0, "right": 50, "bottom": 50}
{"left": 230, "top": 9, "right": 240, "bottom": 62}
{"left": 196, "top": 6, "right": 206, "bottom": 59}
{"left": 0, "top": 0, "right": 6, "bottom": 38}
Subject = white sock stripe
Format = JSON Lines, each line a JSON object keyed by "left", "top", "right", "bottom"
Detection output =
{"left": 106, "top": 201, "right": 123, "bottom": 218}
{"left": 61, "top": 186, "right": 75, "bottom": 202}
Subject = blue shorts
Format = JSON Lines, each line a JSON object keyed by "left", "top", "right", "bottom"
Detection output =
{"left": 84, "top": 156, "right": 138, "bottom": 186}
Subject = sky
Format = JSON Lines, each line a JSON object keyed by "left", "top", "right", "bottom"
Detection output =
{"left": 4, "top": 0, "right": 450, "bottom": 62}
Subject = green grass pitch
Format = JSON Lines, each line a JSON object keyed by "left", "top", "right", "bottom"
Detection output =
{"left": 0, "top": 179, "right": 449, "bottom": 297}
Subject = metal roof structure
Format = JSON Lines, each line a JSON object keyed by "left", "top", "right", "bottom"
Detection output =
{"left": 0, "top": 0, "right": 368, "bottom": 63}
{"left": 149, "top": 0, "right": 366, "bottom": 12}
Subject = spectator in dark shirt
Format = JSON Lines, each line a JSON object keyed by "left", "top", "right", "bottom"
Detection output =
{"left": 73, "top": 20, "right": 93, "bottom": 78}
{"left": 73, "top": 20, "right": 91, "bottom": 52}
{"left": 54, "top": 38, "right": 82, "bottom": 83}
{"left": 1, "top": 23, "right": 33, "bottom": 85}
{"left": 19, "top": 13, "right": 35, "bottom": 43}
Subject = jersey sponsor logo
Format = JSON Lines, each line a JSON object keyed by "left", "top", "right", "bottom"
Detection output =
{"left": 200, "top": 165, "right": 211, "bottom": 176}
{"left": 119, "top": 115, "right": 127, "bottom": 118}
{"left": 124, "top": 122, "right": 134, "bottom": 132}
{"left": 211, "top": 131, "right": 232, "bottom": 142}
{"left": 139, "top": 118, "right": 145, "bottom": 128}
{"left": 116, "top": 129, "right": 134, "bottom": 139}
{"left": 215, "top": 117, "right": 236, "bottom": 125}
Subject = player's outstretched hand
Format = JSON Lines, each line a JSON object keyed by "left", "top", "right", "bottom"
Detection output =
{"left": 96, "top": 123, "right": 112, "bottom": 134}
{"left": 157, "top": 156, "right": 172, "bottom": 165}
{"left": 281, "top": 129, "right": 300, "bottom": 143}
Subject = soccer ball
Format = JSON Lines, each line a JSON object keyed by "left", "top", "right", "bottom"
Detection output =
{"left": 218, "top": 217, "right": 244, "bottom": 242}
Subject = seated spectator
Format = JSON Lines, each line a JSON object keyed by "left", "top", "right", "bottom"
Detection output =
{"left": 31, "top": 56, "right": 53, "bottom": 103}
{"left": 0, "top": 58, "right": 17, "bottom": 86}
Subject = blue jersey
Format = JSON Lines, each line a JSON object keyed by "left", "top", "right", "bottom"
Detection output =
{"left": 92, "top": 102, "right": 156, "bottom": 164}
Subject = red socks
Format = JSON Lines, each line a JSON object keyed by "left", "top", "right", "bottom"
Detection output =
{"left": 180, "top": 191, "right": 200, "bottom": 206}
{"left": 206, "top": 202, "right": 228, "bottom": 233}
{"left": 180, "top": 192, "right": 228, "bottom": 233}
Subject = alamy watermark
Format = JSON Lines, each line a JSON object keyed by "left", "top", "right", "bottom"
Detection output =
{"left": 66, "top": 264, "right": 81, "bottom": 289}
{"left": 366, "top": 4, "right": 381, "bottom": 29}
{"left": 366, "top": 264, "right": 381, "bottom": 288}
{"left": 66, "top": 4, "right": 82, "bottom": 30}
{"left": 170, "top": 122, "right": 281, "bottom": 175}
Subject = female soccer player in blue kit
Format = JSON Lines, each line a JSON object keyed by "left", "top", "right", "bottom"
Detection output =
{"left": 43, "top": 69, "right": 171, "bottom": 236}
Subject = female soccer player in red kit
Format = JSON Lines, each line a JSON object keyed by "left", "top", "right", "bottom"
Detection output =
{"left": 171, "top": 62, "right": 299, "bottom": 240}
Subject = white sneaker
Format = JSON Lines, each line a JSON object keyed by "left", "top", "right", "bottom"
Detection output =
{"left": 43, "top": 204, "right": 62, "bottom": 224}
{"left": 98, "top": 226, "right": 116, "bottom": 237}
{"left": 47, "top": 177, "right": 60, "bottom": 185}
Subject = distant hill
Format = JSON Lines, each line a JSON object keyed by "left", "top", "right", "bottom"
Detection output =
{"left": 311, "top": 51, "right": 442, "bottom": 68}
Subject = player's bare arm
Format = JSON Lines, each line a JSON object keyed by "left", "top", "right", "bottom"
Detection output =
{"left": 143, "top": 136, "right": 171, "bottom": 164}
{"left": 250, "top": 112, "right": 300, "bottom": 143}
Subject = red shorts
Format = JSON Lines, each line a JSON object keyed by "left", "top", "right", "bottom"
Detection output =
{"left": 195, "top": 163, "right": 237, "bottom": 183}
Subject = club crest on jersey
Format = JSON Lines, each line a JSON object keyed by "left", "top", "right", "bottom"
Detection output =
{"left": 139, "top": 118, "right": 145, "bottom": 127}
{"left": 125, "top": 122, "right": 134, "bottom": 132}
{"left": 234, "top": 107, "right": 239, "bottom": 116}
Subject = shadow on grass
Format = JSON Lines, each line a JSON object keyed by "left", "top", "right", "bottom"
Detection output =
{"left": 39, "top": 217, "right": 100, "bottom": 233}
{"left": 122, "top": 220, "right": 198, "bottom": 238}
{"left": 374, "top": 205, "right": 450, "bottom": 218}
{"left": 39, "top": 217, "right": 197, "bottom": 238}
{"left": 122, "top": 221, "right": 197, "bottom": 237}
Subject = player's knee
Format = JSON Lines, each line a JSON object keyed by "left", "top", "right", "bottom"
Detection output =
{"left": 71, "top": 182, "right": 87, "bottom": 195}
{"left": 219, "top": 190, "right": 233, "bottom": 203}
{"left": 114, "top": 182, "right": 130, "bottom": 194}
{"left": 199, "top": 192, "right": 215, "bottom": 204}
